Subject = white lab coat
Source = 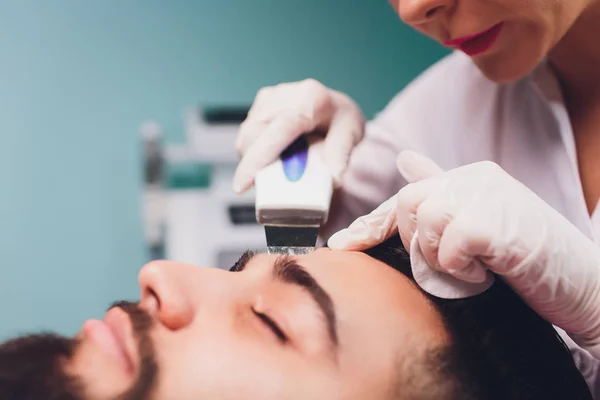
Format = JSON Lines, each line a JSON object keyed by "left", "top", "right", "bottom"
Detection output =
{"left": 322, "top": 51, "right": 600, "bottom": 396}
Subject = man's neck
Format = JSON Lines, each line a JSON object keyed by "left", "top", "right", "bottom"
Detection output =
{"left": 548, "top": 1, "right": 600, "bottom": 107}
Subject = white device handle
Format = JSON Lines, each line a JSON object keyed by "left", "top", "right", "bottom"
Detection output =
{"left": 255, "top": 135, "right": 333, "bottom": 226}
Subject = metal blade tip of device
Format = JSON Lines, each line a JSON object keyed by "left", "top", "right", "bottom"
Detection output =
{"left": 264, "top": 225, "right": 319, "bottom": 255}
{"left": 267, "top": 246, "right": 315, "bottom": 256}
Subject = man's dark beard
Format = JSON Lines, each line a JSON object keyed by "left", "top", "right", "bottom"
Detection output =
{"left": 0, "top": 301, "right": 158, "bottom": 400}
{"left": 113, "top": 301, "right": 158, "bottom": 400}
{"left": 0, "top": 333, "right": 83, "bottom": 400}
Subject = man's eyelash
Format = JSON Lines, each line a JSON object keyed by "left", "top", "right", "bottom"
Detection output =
{"left": 253, "top": 309, "right": 288, "bottom": 343}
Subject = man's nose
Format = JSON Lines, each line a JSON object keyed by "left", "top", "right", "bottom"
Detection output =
{"left": 396, "top": 0, "right": 452, "bottom": 25}
{"left": 138, "top": 261, "right": 233, "bottom": 330}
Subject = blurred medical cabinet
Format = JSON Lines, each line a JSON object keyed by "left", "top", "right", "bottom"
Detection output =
{"left": 140, "top": 106, "right": 264, "bottom": 270}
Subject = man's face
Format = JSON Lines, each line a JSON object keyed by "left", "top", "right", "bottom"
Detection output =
{"left": 70, "top": 248, "right": 448, "bottom": 400}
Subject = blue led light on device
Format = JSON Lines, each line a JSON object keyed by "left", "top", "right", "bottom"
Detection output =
{"left": 281, "top": 137, "right": 309, "bottom": 182}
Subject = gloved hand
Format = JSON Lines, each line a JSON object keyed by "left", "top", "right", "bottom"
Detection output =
{"left": 329, "top": 150, "right": 600, "bottom": 359}
{"left": 233, "top": 79, "right": 365, "bottom": 193}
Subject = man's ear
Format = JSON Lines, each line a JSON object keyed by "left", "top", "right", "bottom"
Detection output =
{"left": 396, "top": 150, "right": 445, "bottom": 183}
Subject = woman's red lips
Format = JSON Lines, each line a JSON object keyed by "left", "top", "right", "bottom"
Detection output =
{"left": 443, "top": 23, "right": 504, "bottom": 56}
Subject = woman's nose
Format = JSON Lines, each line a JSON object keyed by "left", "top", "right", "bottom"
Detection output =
{"left": 138, "top": 261, "right": 198, "bottom": 330}
{"left": 395, "top": 0, "right": 452, "bottom": 25}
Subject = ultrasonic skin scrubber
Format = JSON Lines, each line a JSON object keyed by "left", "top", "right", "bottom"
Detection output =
{"left": 255, "top": 135, "right": 333, "bottom": 255}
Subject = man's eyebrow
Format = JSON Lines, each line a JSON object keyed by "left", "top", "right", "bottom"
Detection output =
{"left": 273, "top": 256, "right": 339, "bottom": 349}
{"left": 229, "top": 250, "right": 256, "bottom": 272}
{"left": 229, "top": 251, "right": 339, "bottom": 351}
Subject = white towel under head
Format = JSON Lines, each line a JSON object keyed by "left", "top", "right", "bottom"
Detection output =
{"left": 409, "top": 232, "right": 495, "bottom": 299}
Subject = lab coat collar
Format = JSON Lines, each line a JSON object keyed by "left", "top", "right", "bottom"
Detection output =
{"left": 529, "top": 58, "right": 600, "bottom": 241}
{"left": 530, "top": 58, "right": 564, "bottom": 104}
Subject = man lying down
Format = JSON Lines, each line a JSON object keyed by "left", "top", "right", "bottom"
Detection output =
{"left": 0, "top": 235, "right": 593, "bottom": 400}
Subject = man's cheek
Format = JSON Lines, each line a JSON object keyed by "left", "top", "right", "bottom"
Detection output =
{"left": 151, "top": 330, "right": 286, "bottom": 398}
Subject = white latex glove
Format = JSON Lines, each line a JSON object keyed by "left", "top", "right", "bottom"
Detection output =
{"left": 233, "top": 79, "right": 365, "bottom": 193}
{"left": 329, "top": 150, "right": 600, "bottom": 359}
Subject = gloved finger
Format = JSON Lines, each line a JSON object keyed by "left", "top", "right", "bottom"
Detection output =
{"left": 414, "top": 196, "right": 455, "bottom": 272}
{"left": 395, "top": 178, "right": 439, "bottom": 254}
{"left": 328, "top": 194, "right": 398, "bottom": 251}
{"left": 232, "top": 113, "right": 314, "bottom": 193}
{"left": 437, "top": 216, "right": 491, "bottom": 283}
{"left": 236, "top": 119, "right": 268, "bottom": 157}
{"left": 396, "top": 150, "right": 445, "bottom": 184}
{"left": 236, "top": 86, "right": 286, "bottom": 156}
{"left": 446, "top": 261, "right": 489, "bottom": 284}
{"left": 323, "top": 109, "right": 365, "bottom": 187}
{"left": 246, "top": 86, "right": 279, "bottom": 119}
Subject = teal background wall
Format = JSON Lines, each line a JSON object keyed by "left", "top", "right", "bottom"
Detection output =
{"left": 0, "top": 1, "right": 448, "bottom": 338}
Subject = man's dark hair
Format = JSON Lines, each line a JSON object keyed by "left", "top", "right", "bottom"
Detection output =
{"left": 363, "top": 234, "right": 593, "bottom": 400}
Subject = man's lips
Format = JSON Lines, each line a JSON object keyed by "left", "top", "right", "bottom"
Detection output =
{"left": 444, "top": 23, "right": 504, "bottom": 47}
{"left": 82, "top": 307, "right": 137, "bottom": 376}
